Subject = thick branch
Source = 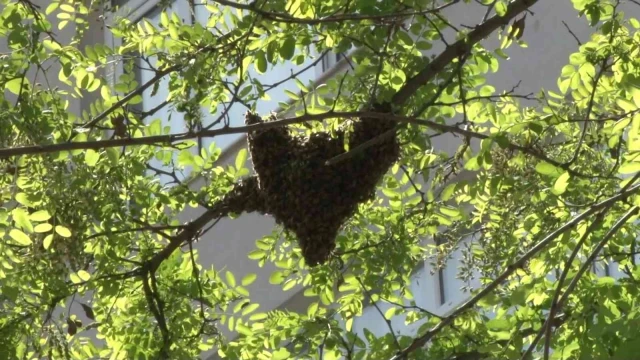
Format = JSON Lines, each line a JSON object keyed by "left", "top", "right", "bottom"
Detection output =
{"left": 141, "top": 271, "right": 171, "bottom": 355}
{"left": 145, "top": 176, "right": 263, "bottom": 273}
{"left": 0, "top": 112, "right": 364, "bottom": 158}
{"left": 392, "top": 0, "right": 539, "bottom": 105}
{"left": 390, "top": 180, "right": 640, "bottom": 360}
{"left": 0, "top": 111, "right": 605, "bottom": 181}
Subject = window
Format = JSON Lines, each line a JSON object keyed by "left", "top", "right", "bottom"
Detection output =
{"left": 432, "top": 234, "right": 481, "bottom": 313}
{"left": 435, "top": 237, "right": 447, "bottom": 306}
{"left": 321, "top": 52, "right": 342, "bottom": 73}
{"left": 108, "top": 0, "right": 323, "bottom": 150}
{"left": 103, "top": 0, "right": 332, "bottom": 188}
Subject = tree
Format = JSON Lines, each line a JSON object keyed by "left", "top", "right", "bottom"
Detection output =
{"left": 1, "top": 0, "right": 640, "bottom": 358}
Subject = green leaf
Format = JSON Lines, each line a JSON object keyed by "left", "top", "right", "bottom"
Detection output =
{"left": 495, "top": 1, "right": 507, "bottom": 16}
{"left": 241, "top": 273, "right": 257, "bottom": 286}
{"left": 255, "top": 51, "right": 267, "bottom": 74}
{"left": 236, "top": 323, "right": 253, "bottom": 336}
{"left": 30, "top": 210, "right": 51, "bottom": 222}
{"left": 384, "top": 307, "right": 396, "bottom": 320}
{"left": 617, "top": 98, "right": 638, "bottom": 112}
{"left": 235, "top": 149, "right": 248, "bottom": 170}
{"left": 106, "top": 147, "right": 120, "bottom": 164}
{"left": 70, "top": 273, "right": 82, "bottom": 284}
{"left": 84, "top": 150, "right": 100, "bottom": 167}
{"left": 241, "top": 303, "right": 259, "bottom": 316}
{"left": 269, "top": 271, "right": 286, "bottom": 285}
{"left": 535, "top": 162, "right": 562, "bottom": 177}
{"left": 249, "top": 312, "right": 267, "bottom": 321}
{"left": 294, "top": 78, "right": 309, "bottom": 93}
{"left": 9, "top": 229, "right": 32, "bottom": 246}
{"left": 34, "top": 223, "right": 53, "bottom": 233}
{"left": 178, "top": 149, "right": 194, "bottom": 167}
{"left": 284, "top": 89, "right": 300, "bottom": 100}
{"left": 273, "top": 348, "right": 291, "bottom": 360}
{"left": 55, "top": 226, "right": 72, "bottom": 238}
{"left": 552, "top": 171, "right": 570, "bottom": 195}
{"left": 441, "top": 183, "right": 456, "bottom": 201}
{"left": 12, "top": 208, "right": 33, "bottom": 233}
{"left": 282, "top": 279, "right": 297, "bottom": 291}
{"left": 45, "top": 2, "right": 59, "bottom": 15}
{"left": 619, "top": 162, "right": 640, "bottom": 175}
{"left": 43, "top": 234, "right": 54, "bottom": 250}
{"left": 397, "top": 31, "right": 413, "bottom": 46}
{"left": 60, "top": 4, "right": 75, "bottom": 13}
{"left": 160, "top": 11, "right": 169, "bottom": 27}
{"left": 248, "top": 250, "right": 265, "bottom": 260}
{"left": 307, "top": 302, "right": 319, "bottom": 317}
{"left": 486, "top": 318, "right": 510, "bottom": 330}
{"left": 77, "top": 270, "right": 91, "bottom": 281}
{"left": 225, "top": 271, "right": 236, "bottom": 287}
{"left": 279, "top": 37, "right": 296, "bottom": 60}
{"left": 5, "top": 78, "right": 23, "bottom": 95}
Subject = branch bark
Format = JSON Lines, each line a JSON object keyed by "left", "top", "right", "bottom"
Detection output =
{"left": 144, "top": 176, "right": 264, "bottom": 273}
{"left": 392, "top": 0, "right": 540, "bottom": 105}
{"left": 2, "top": 111, "right": 601, "bottom": 181}
{"left": 390, "top": 180, "right": 640, "bottom": 360}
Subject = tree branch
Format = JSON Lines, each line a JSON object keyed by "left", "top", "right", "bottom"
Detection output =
{"left": 540, "top": 206, "right": 638, "bottom": 360}
{"left": 1, "top": 110, "right": 613, "bottom": 180}
{"left": 392, "top": 0, "right": 539, "bottom": 105}
{"left": 144, "top": 176, "right": 264, "bottom": 273}
{"left": 390, "top": 180, "right": 640, "bottom": 360}
{"left": 77, "top": 65, "right": 180, "bottom": 132}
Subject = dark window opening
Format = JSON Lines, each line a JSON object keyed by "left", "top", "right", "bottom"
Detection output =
{"left": 435, "top": 237, "right": 446, "bottom": 306}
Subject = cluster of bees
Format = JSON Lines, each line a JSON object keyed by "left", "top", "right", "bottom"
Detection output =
{"left": 241, "top": 108, "right": 398, "bottom": 266}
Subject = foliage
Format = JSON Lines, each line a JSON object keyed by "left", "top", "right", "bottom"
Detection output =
{"left": 1, "top": 0, "right": 640, "bottom": 359}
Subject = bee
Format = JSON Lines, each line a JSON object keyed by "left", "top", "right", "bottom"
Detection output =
{"left": 241, "top": 109, "right": 399, "bottom": 266}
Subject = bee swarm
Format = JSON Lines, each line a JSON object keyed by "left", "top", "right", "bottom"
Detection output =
{"left": 239, "top": 108, "right": 399, "bottom": 266}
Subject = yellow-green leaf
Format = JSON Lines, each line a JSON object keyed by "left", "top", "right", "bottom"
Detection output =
{"left": 5, "top": 78, "right": 23, "bottom": 95}
{"left": 535, "top": 161, "right": 562, "bottom": 177}
{"left": 70, "top": 273, "right": 82, "bottom": 284}
{"left": 34, "top": 223, "right": 53, "bottom": 233}
{"left": 255, "top": 51, "right": 267, "bottom": 74}
{"left": 15, "top": 193, "right": 32, "bottom": 206}
{"left": 43, "top": 234, "right": 54, "bottom": 250}
{"left": 225, "top": 271, "right": 236, "bottom": 287}
{"left": 235, "top": 149, "right": 247, "bottom": 170}
{"left": 241, "top": 273, "right": 257, "bottom": 286}
{"left": 552, "top": 171, "right": 570, "bottom": 195}
{"left": 55, "top": 226, "right": 72, "bottom": 238}
{"left": 241, "top": 303, "right": 259, "bottom": 316}
{"left": 619, "top": 162, "right": 640, "bottom": 175}
{"left": 12, "top": 208, "right": 33, "bottom": 233}
{"left": 9, "top": 229, "right": 32, "bottom": 246}
{"left": 84, "top": 149, "right": 100, "bottom": 167}
{"left": 30, "top": 210, "right": 52, "bottom": 222}
{"left": 269, "top": 271, "right": 285, "bottom": 285}
{"left": 77, "top": 270, "right": 91, "bottom": 281}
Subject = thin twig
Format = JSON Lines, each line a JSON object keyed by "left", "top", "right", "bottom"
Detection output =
{"left": 561, "top": 21, "right": 582, "bottom": 46}
{"left": 390, "top": 181, "right": 640, "bottom": 360}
